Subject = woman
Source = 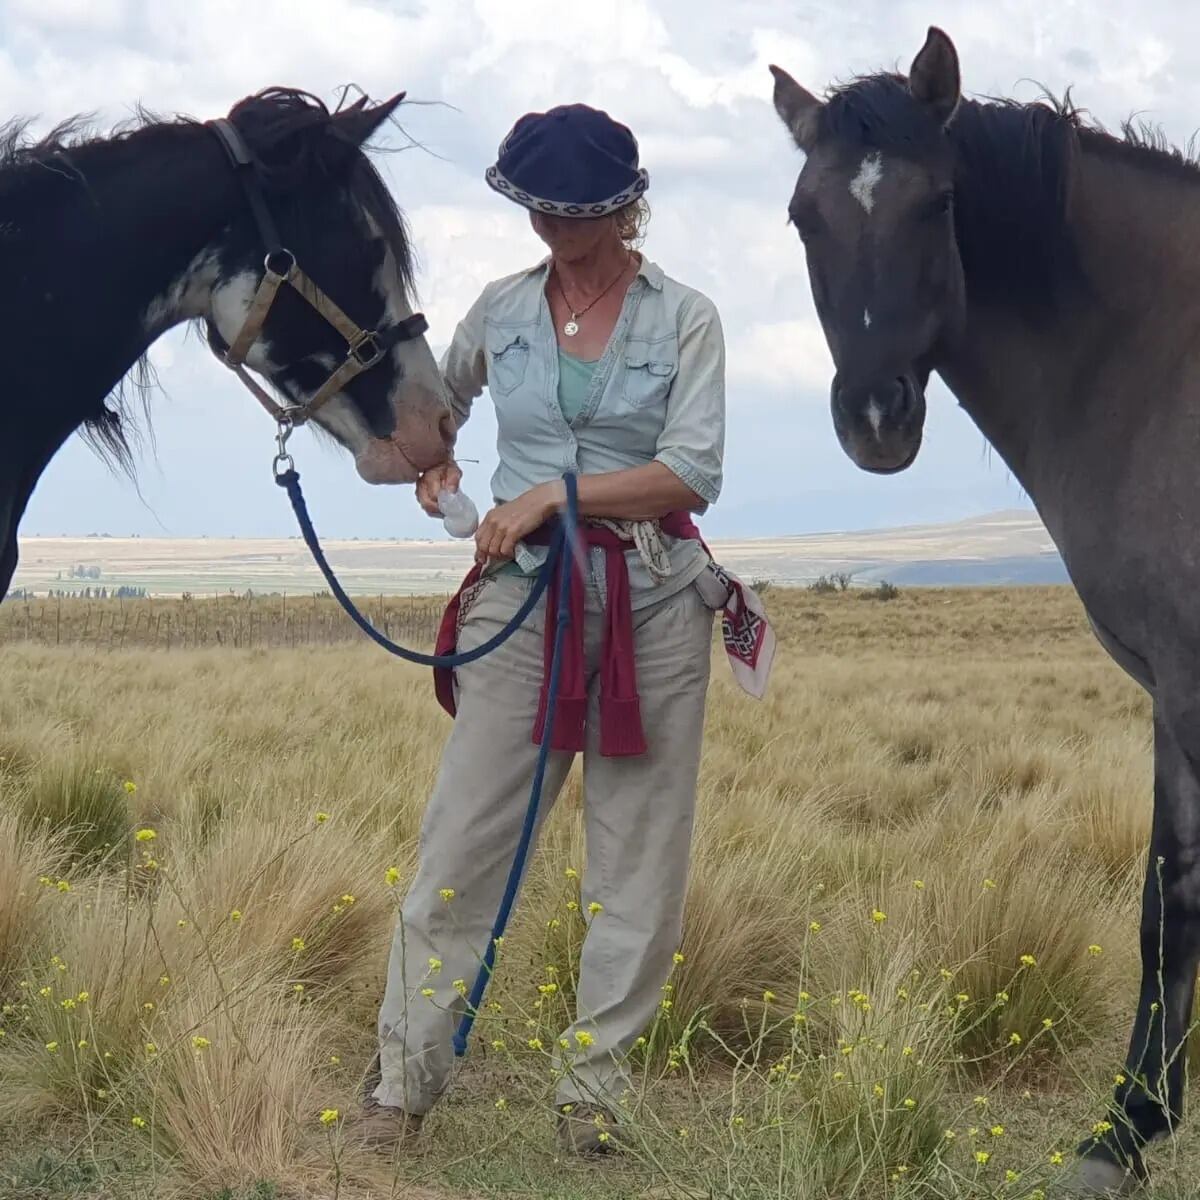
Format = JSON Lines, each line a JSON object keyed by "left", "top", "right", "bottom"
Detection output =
{"left": 362, "top": 102, "right": 767, "bottom": 1156}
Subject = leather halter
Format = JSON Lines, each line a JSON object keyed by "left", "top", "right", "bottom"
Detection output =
{"left": 203, "top": 117, "right": 429, "bottom": 427}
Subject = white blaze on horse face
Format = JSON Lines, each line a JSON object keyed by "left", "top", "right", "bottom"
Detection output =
{"left": 867, "top": 399, "right": 884, "bottom": 437}
{"left": 863, "top": 309, "right": 872, "bottom": 330}
{"left": 849, "top": 152, "right": 884, "bottom": 214}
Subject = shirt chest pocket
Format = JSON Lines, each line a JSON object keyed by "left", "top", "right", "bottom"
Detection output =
{"left": 487, "top": 332, "right": 531, "bottom": 396}
{"left": 620, "top": 339, "right": 678, "bottom": 410}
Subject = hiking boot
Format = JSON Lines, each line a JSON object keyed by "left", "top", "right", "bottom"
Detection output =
{"left": 556, "top": 1104, "right": 622, "bottom": 1157}
{"left": 352, "top": 1097, "right": 424, "bottom": 1151}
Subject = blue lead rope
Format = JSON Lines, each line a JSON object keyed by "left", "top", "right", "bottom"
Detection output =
{"left": 275, "top": 467, "right": 578, "bottom": 1057}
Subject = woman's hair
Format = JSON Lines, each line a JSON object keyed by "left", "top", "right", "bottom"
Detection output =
{"left": 615, "top": 198, "right": 650, "bottom": 248}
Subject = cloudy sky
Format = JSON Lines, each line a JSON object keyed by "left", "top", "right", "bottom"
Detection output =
{"left": 3, "top": 0, "right": 1192, "bottom": 540}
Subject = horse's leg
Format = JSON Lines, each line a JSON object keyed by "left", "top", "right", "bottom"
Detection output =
{"left": 1071, "top": 703, "right": 1200, "bottom": 1194}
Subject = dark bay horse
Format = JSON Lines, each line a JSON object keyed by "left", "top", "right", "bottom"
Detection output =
{"left": 0, "top": 87, "right": 456, "bottom": 598}
{"left": 771, "top": 25, "right": 1200, "bottom": 1197}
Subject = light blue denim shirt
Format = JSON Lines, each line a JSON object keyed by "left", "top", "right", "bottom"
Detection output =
{"left": 439, "top": 255, "right": 726, "bottom": 607}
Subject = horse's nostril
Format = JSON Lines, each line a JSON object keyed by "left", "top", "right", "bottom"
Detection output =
{"left": 891, "top": 377, "right": 914, "bottom": 421}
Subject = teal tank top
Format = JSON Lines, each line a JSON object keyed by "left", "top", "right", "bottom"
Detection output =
{"left": 556, "top": 347, "right": 595, "bottom": 424}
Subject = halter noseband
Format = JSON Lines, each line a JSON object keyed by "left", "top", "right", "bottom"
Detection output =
{"left": 204, "top": 117, "right": 429, "bottom": 427}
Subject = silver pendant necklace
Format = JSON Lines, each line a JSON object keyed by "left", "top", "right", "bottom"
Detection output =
{"left": 554, "top": 254, "right": 632, "bottom": 337}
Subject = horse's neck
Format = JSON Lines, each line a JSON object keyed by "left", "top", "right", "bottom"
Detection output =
{"left": 2, "top": 125, "right": 240, "bottom": 405}
{"left": 937, "top": 146, "right": 1200, "bottom": 514}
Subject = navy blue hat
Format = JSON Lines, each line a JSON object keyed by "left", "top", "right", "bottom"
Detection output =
{"left": 485, "top": 103, "right": 649, "bottom": 218}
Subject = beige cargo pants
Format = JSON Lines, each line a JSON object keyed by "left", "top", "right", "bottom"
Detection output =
{"left": 373, "top": 569, "right": 714, "bottom": 1116}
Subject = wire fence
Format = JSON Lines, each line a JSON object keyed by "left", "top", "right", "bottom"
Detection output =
{"left": 0, "top": 593, "right": 450, "bottom": 652}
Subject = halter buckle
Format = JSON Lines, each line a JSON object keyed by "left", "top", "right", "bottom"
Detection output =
{"left": 348, "top": 330, "right": 385, "bottom": 369}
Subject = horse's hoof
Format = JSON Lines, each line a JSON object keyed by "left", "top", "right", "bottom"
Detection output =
{"left": 1059, "top": 1156, "right": 1144, "bottom": 1196}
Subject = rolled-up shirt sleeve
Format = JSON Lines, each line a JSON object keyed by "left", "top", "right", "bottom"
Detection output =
{"left": 437, "top": 285, "right": 491, "bottom": 432}
{"left": 654, "top": 291, "right": 726, "bottom": 511}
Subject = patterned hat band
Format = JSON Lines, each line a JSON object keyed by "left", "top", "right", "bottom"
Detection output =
{"left": 485, "top": 165, "right": 650, "bottom": 218}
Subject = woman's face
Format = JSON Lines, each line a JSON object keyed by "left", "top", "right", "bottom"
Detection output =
{"left": 530, "top": 212, "right": 619, "bottom": 262}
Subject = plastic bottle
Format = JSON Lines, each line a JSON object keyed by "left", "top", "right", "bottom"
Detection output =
{"left": 438, "top": 487, "right": 479, "bottom": 538}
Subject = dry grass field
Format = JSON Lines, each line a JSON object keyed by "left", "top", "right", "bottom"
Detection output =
{"left": 0, "top": 584, "right": 1195, "bottom": 1199}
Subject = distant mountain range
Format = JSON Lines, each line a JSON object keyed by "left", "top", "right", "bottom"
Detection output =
{"left": 713, "top": 509, "right": 1069, "bottom": 587}
{"left": 11, "top": 509, "right": 1068, "bottom": 597}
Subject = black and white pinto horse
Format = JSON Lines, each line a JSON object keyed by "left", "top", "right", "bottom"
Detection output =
{"left": 0, "top": 87, "right": 456, "bottom": 597}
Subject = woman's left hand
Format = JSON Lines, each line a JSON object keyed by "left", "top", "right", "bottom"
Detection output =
{"left": 475, "top": 482, "right": 564, "bottom": 563}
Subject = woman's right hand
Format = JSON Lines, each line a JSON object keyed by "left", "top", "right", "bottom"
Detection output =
{"left": 416, "top": 460, "right": 463, "bottom": 517}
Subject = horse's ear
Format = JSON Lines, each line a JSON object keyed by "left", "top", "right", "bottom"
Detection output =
{"left": 908, "top": 27, "right": 960, "bottom": 126}
{"left": 334, "top": 92, "right": 406, "bottom": 147}
{"left": 770, "top": 64, "right": 820, "bottom": 151}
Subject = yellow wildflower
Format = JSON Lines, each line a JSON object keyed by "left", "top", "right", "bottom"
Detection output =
{"left": 575, "top": 1030, "right": 595, "bottom": 1048}
{"left": 123, "top": 781, "right": 137, "bottom": 794}
{"left": 1087, "top": 944, "right": 1103, "bottom": 957}
{"left": 495, "top": 1097, "right": 508, "bottom": 1110}
{"left": 439, "top": 888, "right": 456, "bottom": 903}
{"left": 56, "top": 880, "right": 70, "bottom": 893}
{"left": 1020, "top": 954, "right": 1037, "bottom": 967}
{"left": 131, "top": 1116, "right": 147, "bottom": 1129}
{"left": 673, "top": 952, "right": 685, "bottom": 965}
{"left": 763, "top": 990, "right": 777, "bottom": 1003}
{"left": 808, "top": 921, "right": 821, "bottom": 933}
{"left": 385, "top": 866, "right": 400, "bottom": 887}
{"left": 975, "top": 1150, "right": 990, "bottom": 1165}
{"left": 990, "top": 1125, "right": 1005, "bottom": 1137}
{"left": 314, "top": 812, "right": 329, "bottom": 824}
{"left": 903, "top": 1098, "right": 916, "bottom": 1110}
{"left": 913, "top": 879, "right": 925, "bottom": 889}
{"left": 1049, "top": 1151, "right": 1064, "bottom": 1166}
{"left": 1042, "top": 1017, "right": 1054, "bottom": 1029}
{"left": 587, "top": 901, "right": 603, "bottom": 916}
{"left": 45, "top": 1041, "right": 59, "bottom": 1053}
{"left": 192, "top": 1036, "right": 210, "bottom": 1050}
{"left": 528, "top": 1038, "right": 544, "bottom": 1051}
{"left": 319, "top": 1108, "right": 339, "bottom": 1126}
{"left": 564, "top": 867, "right": 579, "bottom": 880}
{"left": 1009, "top": 1032, "right": 1022, "bottom": 1046}
{"left": 1092, "top": 1120, "right": 1113, "bottom": 1136}
{"left": 134, "top": 829, "right": 156, "bottom": 843}
{"left": 871, "top": 908, "right": 887, "bottom": 924}
{"left": 230, "top": 910, "right": 242, "bottom": 922}
{"left": 421, "top": 988, "right": 435, "bottom": 997}
{"left": 427, "top": 957, "right": 442, "bottom": 975}
{"left": 291, "top": 937, "right": 306, "bottom": 953}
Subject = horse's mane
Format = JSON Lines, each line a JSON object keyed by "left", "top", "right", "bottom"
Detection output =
{"left": 816, "top": 72, "right": 1200, "bottom": 310}
{"left": 0, "top": 88, "right": 414, "bottom": 472}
